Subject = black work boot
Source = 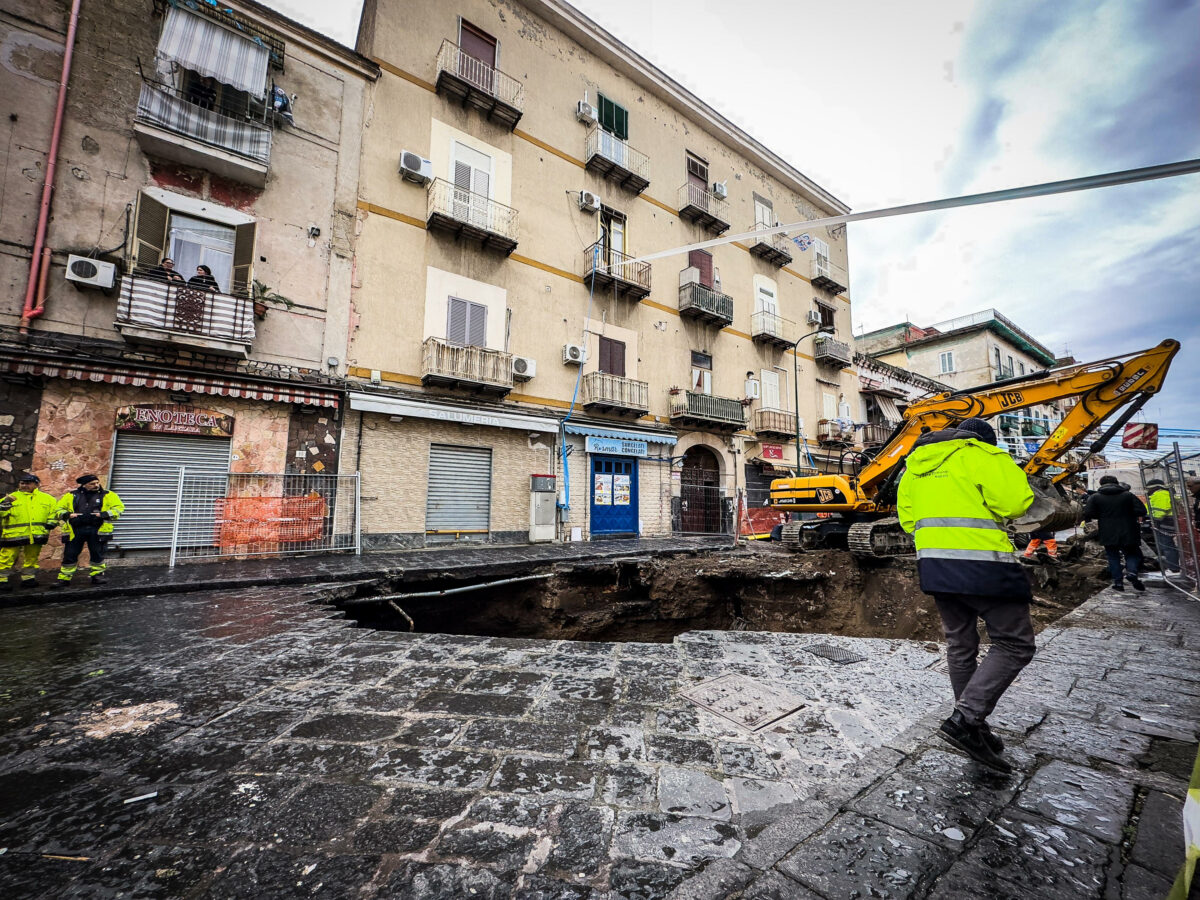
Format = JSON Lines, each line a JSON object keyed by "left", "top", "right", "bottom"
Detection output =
{"left": 939, "top": 709, "right": 1012, "bottom": 774}
{"left": 979, "top": 720, "right": 1004, "bottom": 753}
{"left": 1112, "top": 582, "right": 1125, "bottom": 592}
{"left": 1129, "top": 575, "right": 1145, "bottom": 592}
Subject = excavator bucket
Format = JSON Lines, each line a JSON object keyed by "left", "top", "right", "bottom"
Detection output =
{"left": 1009, "top": 475, "right": 1082, "bottom": 533}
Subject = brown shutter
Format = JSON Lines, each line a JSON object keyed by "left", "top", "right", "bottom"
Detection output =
{"left": 609, "top": 339, "right": 625, "bottom": 377}
{"left": 688, "top": 250, "right": 713, "bottom": 288}
{"left": 230, "top": 221, "right": 257, "bottom": 295}
{"left": 132, "top": 192, "right": 169, "bottom": 272}
{"left": 598, "top": 336, "right": 611, "bottom": 374}
{"left": 459, "top": 21, "right": 497, "bottom": 67}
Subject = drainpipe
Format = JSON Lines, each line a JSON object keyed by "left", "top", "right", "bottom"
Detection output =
{"left": 20, "top": 0, "right": 83, "bottom": 332}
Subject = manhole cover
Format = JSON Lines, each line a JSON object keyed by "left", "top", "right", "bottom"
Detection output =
{"left": 802, "top": 643, "right": 867, "bottom": 665}
{"left": 679, "top": 674, "right": 806, "bottom": 731}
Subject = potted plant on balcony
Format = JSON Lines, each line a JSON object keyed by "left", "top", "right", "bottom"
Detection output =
{"left": 252, "top": 280, "right": 294, "bottom": 320}
{"left": 668, "top": 386, "right": 682, "bottom": 395}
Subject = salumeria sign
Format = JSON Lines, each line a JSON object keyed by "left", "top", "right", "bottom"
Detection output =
{"left": 115, "top": 405, "right": 235, "bottom": 437}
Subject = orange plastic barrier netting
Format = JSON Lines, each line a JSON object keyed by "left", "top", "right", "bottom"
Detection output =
{"left": 214, "top": 495, "right": 329, "bottom": 546}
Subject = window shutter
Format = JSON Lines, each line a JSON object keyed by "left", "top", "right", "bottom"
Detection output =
{"left": 467, "top": 301, "right": 487, "bottom": 347}
{"left": 688, "top": 250, "right": 713, "bottom": 288}
{"left": 598, "top": 94, "right": 614, "bottom": 133}
{"left": 454, "top": 160, "right": 472, "bottom": 190}
{"left": 610, "top": 339, "right": 625, "bottom": 377}
{"left": 614, "top": 103, "right": 628, "bottom": 140}
{"left": 473, "top": 169, "right": 489, "bottom": 199}
{"left": 230, "top": 221, "right": 256, "bottom": 295}
{"left": 447, "top": 297, "right": 468, "bottom": 344}
{"left": 598, "top": 337, "right": 611, "bottom": 374}
{"left": 132, "top": 192, "right": 170, "bottom": 271}
{"left": 686, "top": 154, "right": 708, "bottom": 183}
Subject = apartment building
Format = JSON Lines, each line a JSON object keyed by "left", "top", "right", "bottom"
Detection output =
{"left": 348, "top": 0, "right": 857, "bottom": 547}
{"left": 0, "top": 0, "right": 375, "bottom": 553}
{"left": 856, "top": 309, "right": 1065, "bottom": 454}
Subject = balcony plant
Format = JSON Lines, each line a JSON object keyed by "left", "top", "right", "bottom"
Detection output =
{"left": 252, "top": 280, "right": 294, "bottom": 319}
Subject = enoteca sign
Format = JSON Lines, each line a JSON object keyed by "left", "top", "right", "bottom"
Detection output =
{"left": 116, "top": 405, "right": 235, "bottom": 438}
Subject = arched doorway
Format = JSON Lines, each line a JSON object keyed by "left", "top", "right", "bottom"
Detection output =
{"left": 680, "top": 445, "right": 721, "bottom": 533}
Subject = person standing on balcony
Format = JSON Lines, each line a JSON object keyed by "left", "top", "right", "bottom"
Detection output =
{"left": 1083, "top": 475, "right": 1147, "bottom": 591}
{"left": 1146, "top": 478, "right": 1181, "bottom": 574}
{"left": 0, "top": 474, "right": 59, "bottom": 591}
{"left": 897, "top": 416, "right": 1035, "bottom": 774}
{"left": 149, "top": 257, "right": 185, "bottom": 283}
{"left": 55, "top": 475, "right": 124, "bottom": 587}
{"left": 188, "top": 265, "right": 219, "bottom": 292}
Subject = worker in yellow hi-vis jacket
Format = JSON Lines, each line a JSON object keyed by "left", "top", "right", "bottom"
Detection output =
{"left": 56, "top": 474, "right": 124, "bottom": 587}
{"left": 0, "top": 474, "right": 59, "bottom": 590}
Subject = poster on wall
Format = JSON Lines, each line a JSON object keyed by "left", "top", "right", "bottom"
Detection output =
{"left": 613, "top": 474, "right": 631, "bottom": 506}
{"left": 593, "top": 474, "right": 612, "bottom": 505}
{"left": 115, "top": 405, "right": 235, "bottom": 438}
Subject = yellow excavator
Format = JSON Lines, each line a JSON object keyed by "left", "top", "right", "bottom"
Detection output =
{"left": 769, "top": 340, "right": 1181, "bottom": 555}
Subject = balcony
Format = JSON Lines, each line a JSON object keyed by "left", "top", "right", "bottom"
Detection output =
{"left": 434, "top": 39, "right": 524, "bottom": 131}
{"left": 133, "top": 82, "right": 271, "bottom": 187}
{"left": 421, "top": 336, "right": 513, "bottom": 395}
{"left": 582, "top": 241, "right": 651, "bottom": 301}
{"left": 584, "top": 127, "right": 650, "bottom": 194}
{"left": 817, "top": 418, "right": 855, "bottom": 445}
{"left": 678, "top": 282, "right": 734, "bottom": 328}
{"left": 754, "top": 408, "right": 797, "bottom": 439}
{"left": 995, "top": 364, "right": 1015, "bottom": 381}
{"left": 669, "top": 390, "right": 745, "bottom": 431}
{"left": 426, "top": 178, "right": 519, "bottom": 256}
{"left": 581, "top": 372, "right": 650, "bottom": 416}
{"left": 115, "top": 274, "right": 255, "bottom": 358}
{"left": 677, "top": 184, "right": 730, "bottom": 235}
{"left": 813, "top": 335, "right": 853, "bottom": 369}
{"left": 861, "top": 423, "right": 896, "bottom": 446}
{"left": 747, "top": 226, "right": 793, "bottom": 267}
{"left": 750, "top": 310, "right": 792, "bottom": 350}
{"left": 811, "top": 255, "right": 848, "bottom": 295}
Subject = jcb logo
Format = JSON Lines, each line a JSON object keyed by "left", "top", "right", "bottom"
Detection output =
{"left": 997, "top": 391, "right": 1024, "bottom": 409}
{"left": 817, "top": 488, "right": 835, "bottom": 503}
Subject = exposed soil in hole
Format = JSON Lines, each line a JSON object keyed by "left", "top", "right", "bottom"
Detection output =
{"left": 347, "top": 538, "right": 1112, "bottom": 643}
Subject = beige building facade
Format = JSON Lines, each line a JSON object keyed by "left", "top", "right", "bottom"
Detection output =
{"left": 348, "top": 0, "right": 859, "bottom": 546}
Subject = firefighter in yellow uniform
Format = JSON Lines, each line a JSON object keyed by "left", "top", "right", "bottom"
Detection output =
{"left": 898, "top": 417, "right": 1035, "bottom": 773}
{"left": 56, "top": 474, "right": 125, "bottom": 586}
{"left": 1, "top": 474, "right": 59, "bottom": 590}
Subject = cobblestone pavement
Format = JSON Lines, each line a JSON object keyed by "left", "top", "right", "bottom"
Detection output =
{"left": 0, "top": 578, "right": 1195, "bottom": 898}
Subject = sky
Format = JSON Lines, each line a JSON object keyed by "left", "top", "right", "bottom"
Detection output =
{"left": 263, "top": 0, "right": 1200, "bottom": 452}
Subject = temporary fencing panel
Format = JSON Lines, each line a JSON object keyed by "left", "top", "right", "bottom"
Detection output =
{"left": 426, "top": 444, "right": 491, "bottom": 542}
{"left": 170, "top": 471, "right": 359, "bottom": 565}
{"left": 110, "top": 432, "right": 232, "bottom": 549}
{"left": 1139, "top": 444, "right": 1199, "bottom": 599}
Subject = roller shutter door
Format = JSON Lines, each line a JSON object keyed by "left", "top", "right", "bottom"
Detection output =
{"left": 425, "top": 444, "right": 491, "bottom": 542}
{"left": 109, "top": 432, "right": 232, "bottom": 549}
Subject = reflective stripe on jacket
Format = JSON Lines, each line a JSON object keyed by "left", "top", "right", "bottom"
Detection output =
{"left": 0, "top": 489, "right": 59, "bottom": 545}
{"left": 57, "top": 489, "right": 125, "bottom": 541}
{"left": 898, "top": 433, "right": 1035, "bottom": 599}
{"left": 1148, "top": 487, "right": 1174, "bottom": 521}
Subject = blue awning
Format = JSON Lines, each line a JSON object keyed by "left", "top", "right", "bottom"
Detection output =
{"left": 563, "top": 423, "right": 677, "bottom": 446}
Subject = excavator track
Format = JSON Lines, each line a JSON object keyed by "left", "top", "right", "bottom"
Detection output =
{"left": 847, "top": 518, "right": 915, "bottom": 558}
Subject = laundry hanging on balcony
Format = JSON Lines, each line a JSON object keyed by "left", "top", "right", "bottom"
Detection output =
{"left": 158, "top": 5, "right": 269, "bottom": 96}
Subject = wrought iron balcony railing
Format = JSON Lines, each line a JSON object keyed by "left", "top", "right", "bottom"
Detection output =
{"left": 115, "top": 273, "right": 255, "bottom": 357}
{"left": 678, "top": 281, "right": 734, "bottom": 327}
{"left": 582, "top": 241, "right": 651, "bottom": 300}
{"left": 669, "top": 390, "right": 745, "bottom": 430}
{"left": 434, "top": 40, "right": 524, "bottom": 130}
{"left": 426, "top": 178, "right": 519, "bottom": 255}
{"left": 811, "top": 255, "right": 849, "bottom": 294}
{"left": 750, "top": 310, "right": 793, "bottom": 349}
{"left": 584, "top": 127, "right": 650, "bottom": 194}
{"left": 677, "top": 183, "right": 730, "bottom": 235}
{"left": 747, "top": 225, "right": 793, "bottom": 267}
{"left": 754, "top": 407, "right": 797, "bottom": 438}
{"left": 421, "top": 336, "right": 513, "bottom": 394}
{"left": 813, "top": 335, "right": 853, "bottom": 368}
{"left": 581, "top": 372, "right": 650, "bottom": 415}
{"left": 861, "top": 423, "right": 896, "bottom": 446}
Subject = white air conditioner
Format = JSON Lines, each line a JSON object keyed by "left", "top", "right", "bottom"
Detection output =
{"left": 744, "top": 379, "right": 760, "bottom": 400}
{"left": 65, "top": 254, "right": 115, "bottom": 289}
{"left": 512, "top": 356, "right": 537, "bottom": 381}
{"left": 806, "top": 310, "right": 822, "bottom": 325}
{"left": 712, "top": 181, "right": 728, "bottom": 200}
{"left": 399, "top": 150, "right": 433, "bottom": 184}
{"left": 562, "top": 343, "right": 587, "bottom": 365}
{"left": 576, "top": 99, "right": 599, "bottom": 124}
{"left": 579, "top": 190, "right": 601, "bottom": 213}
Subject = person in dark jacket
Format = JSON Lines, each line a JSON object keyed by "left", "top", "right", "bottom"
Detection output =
{"left": 188, "top": 264, "right": 219, "bottom": 291}
{"left": 1083, "top": 475, "right": 1147, "bottom": 591}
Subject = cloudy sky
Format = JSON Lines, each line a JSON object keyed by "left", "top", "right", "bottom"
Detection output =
{"left": 266, "top": 0, "right": 1199, "bottom": 445}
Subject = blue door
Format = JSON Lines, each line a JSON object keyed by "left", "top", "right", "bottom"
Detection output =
{"left": 590, "top": 455, "right": 638, "bottom": 537}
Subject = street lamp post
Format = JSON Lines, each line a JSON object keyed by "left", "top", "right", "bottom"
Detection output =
{"left": 792, "top": 325, "right": 836, "bottom": 471}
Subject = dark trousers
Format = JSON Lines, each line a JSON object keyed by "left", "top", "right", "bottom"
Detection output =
{"left": 1104, "top": 544, "right": 1142, "bottom": 585}
{"left": 933, "top": 593, "right": 1037, "bottom": 726}
{"left": 61, "top": 529, "right": 106, "bottom": 577}
{"left": 1153, "top": 524, "right": 1180, "bottom": 571}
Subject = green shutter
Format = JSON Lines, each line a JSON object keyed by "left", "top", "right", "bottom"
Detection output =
{"left": 614, "top": 104, "right": 628, "bottom": 140}
{"left": 598, "top": 94, "right": 613, "bottom": 133}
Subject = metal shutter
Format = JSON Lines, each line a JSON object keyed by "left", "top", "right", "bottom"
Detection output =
{"left": 109, "top": 432, "right": 232, "bottom": 549}
{"left": 425, "top": 444, "right": 491, "bottom": 542}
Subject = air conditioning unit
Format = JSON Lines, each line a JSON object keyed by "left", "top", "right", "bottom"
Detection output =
{"left": 744, "top": 378, "right": 760, "bottom": 400}
{"left": 712, "top": 181, "right": 728, "bottom": 200}
{"left": 562, "top": 343, "right": 587, "bottom": 365}
{"left": 806, "top": 310, "right": 822, "bottom": 325}
{"left": 576, "top": 99, "right": 599, "bottom": 124}
{"left": 512, "top": 356, "right": 537, "bottom": 381}
{"left": 399, "top": 150, "right": 433, "bottom": 184}
{"left": 65, "top": 254, "right": 115, "bottom": 289}
{"left": 579, "top": 190, "right": 601, "bottom": 213}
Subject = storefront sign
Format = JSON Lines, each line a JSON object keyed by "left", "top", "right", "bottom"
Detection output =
{"left": 593, "top": 473, "right": 612, "bottom": 505}
{"left": 761, "top": 443, "right": 784, "bottom": 460}
{"left": 613, "top": 474, "right": 631, "bottom": 506}
{"left": 586, "top": 436, "right": 648, "bottom": 457}
{"left": 116, "top": 405, "right": 234, "bottom": 438}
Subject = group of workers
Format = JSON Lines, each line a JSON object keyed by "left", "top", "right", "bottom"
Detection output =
{"left": 0, "top": 474, "right": 124, "bottom": 590}
{"left": 897, "top": 416, "right": 1192, "bottom": 774}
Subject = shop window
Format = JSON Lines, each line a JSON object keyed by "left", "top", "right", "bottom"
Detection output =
{"left": 691, "top": 350, "right": 712, "bottom": 395}
{"left": 598, "top": 336, "right": 626, "bottom": 377}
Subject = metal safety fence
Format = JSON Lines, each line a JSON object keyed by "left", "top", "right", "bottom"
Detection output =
{"left": 676, "top": 472, "right": 737, "bottom": 536}
{"left": 169, "top": 470, "right": 360, "bottom": 566}
{"left": 1139, "top": 444, "right": 1199, "bottom": 599}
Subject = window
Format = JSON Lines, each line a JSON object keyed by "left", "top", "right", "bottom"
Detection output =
{"left": 598, "top": 336, "right": 626, "bottom": 377}
{"left": 691, "top": 350, "right": 712, "bottom": 395}
{"left": 451, "top": 142, "right": 492, "bottom": 227}
{"left": 760, "top": 369, "right": 781, "bottom": 409}
{"left": 1018, "top": 361, "right": 1026, "bottom": 375}
{"left": 599, "top": 206, "right": 626, "bottom": 264}
{"left": 132, "top": 191, "right": 256, "bottom": 294}
{"left": 597, "top": 94, "right": 628, "bottom": 140}
{"left": 1006, "top": 355, "right": 1014, "bottom": 373}
{"left": 447, "top": 296, "right": 487, "bottom": 347}
{"left": 939, "top": 351, "right": 955, "bottom": 373}
{"left": 755, "top": 282, "right": 777, "bottom": 316}
{"left": 688, "top": 249, "right": 714, "bottom": 288}
{"left": 686, "top": 151, "right": 708, "bottom": 188}
{"left": 168, "top": 214, "right": 235, "bottom": 293}
{"left": 994, "top": 347, "right": 1002, "bottom": 372}
{"left": 458, "top": 20, "right": 497, "bottom": 92}
{"left": 753, "top": 194, "right": 773, "bottom": 228}
{"left": 815, "top": 301, "right": 836, "bottom": 331}
{"left": 822, "top": 391, "right": 837, "bottom": 420}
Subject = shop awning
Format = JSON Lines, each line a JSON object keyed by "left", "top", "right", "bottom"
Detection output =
{"left": 4, "top": 358, "right": 339, "bottom": 408}
{"left": 563, "top": 423, "right": 677, "bottom": 446}
{"left": 348, "top": 392, "right": 558, "bottom": 433}
{"left": 159, "top": 5, "right": 269, "bottom": 96}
